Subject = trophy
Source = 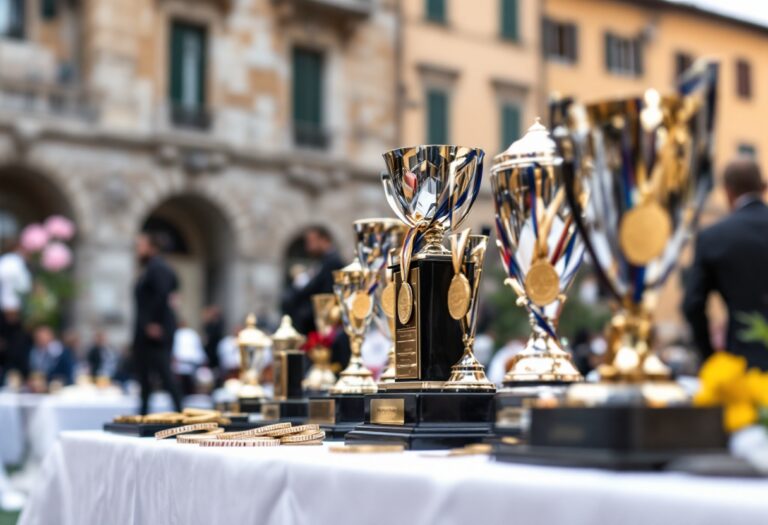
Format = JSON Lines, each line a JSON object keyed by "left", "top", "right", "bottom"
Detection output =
{"left": 303, "top": 294, "right": 338, "bottom": 394}
{"left": 443, "top": 231, "right": 495, "bottom": 391}
{"left": 237, "top": 314, "right": 272, "bottom": 413}
{"left": 352, "top": 218, "right": 407, "bottom": 384}
{"left": 260, "top": 316, "right": 309, "bottom": 423}
{"left": 491, "top": 119, "right": 584, "bottom": 386}
{"left": 347, "top": 145, "right": 497, "bottom": 450}
{"left": 495, "top": 61, "right": 726, "bottom": 467}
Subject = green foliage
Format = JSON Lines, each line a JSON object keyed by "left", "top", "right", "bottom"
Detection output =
{"left": 737, "top": 311, "right": 768, "bottom": 348}
{"left": 486, "top": 267, "right": 611, "bottom": 348}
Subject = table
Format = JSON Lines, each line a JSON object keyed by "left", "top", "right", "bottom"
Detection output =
{"left": 19, "top": 431, "right": 768, "bottom": 525}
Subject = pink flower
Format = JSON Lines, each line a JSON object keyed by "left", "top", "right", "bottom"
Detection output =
{"left": 44, "top": 215, "right": 75, "bottom": 241}
{"left": 20, "top": 224, "right": 49, "bottom": 253}
{"left": 41, "top": 242, "right": 72, "bottom": 272}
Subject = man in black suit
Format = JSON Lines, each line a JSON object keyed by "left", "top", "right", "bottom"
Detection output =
{"left": 683, "top": 159, "right": 768, "bottom": 370}
{"left": 132, "top": 232, "right": 183, "bottom": 414}
{"left": 283, "top": 226, "right": 344, "bottom": 334}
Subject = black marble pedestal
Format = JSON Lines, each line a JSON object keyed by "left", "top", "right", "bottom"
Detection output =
{"left": 238, "top": 397, "right": 264, "bottom": 414}
{"left": 307, "top": 394, "right": 365, "bottom": 440}
{"left": 345, "top": 391, "right": 495, "bottom": 450}
{"left": 260, "top": 399, "right": 309, "bottom": 425}
{"left": 494, "top": 405, "right": 727, "bottom": 470}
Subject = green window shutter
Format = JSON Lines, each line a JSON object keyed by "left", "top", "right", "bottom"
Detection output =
{"left": 41, "top": 0, "right": 57, "bottom": 19}
{"left": 500, "top": 0, "right": 518, "bottom": 41}
{"left": 500, "top": 104, "right": 521, "bottom": 151}
{"left": 425, "top": 0, "right": 446, "bottom": 23}
{"left": 169, "top": 24, "right": 185, "bottom": 105}
{"left": 169, "top": 22, "right": 206, "bottom": 109}
{"left": 293, "top": 48, "right": 323, "bottom": 127}
{"left": 426, "top": 88, "right": 448, "bottom": 144}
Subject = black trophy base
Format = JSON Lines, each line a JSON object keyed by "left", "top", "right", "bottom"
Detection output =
{"left": 493, "top": 385, "right": 570, "bottom": 440}
{"left": 308, "top": 394, "right": 365, "bottom": 440}
{"left": 494, "top": 405, "right": 726, "bottom": 470}
{"left": 103, "top": 420, "right": 255, "bottom": 437}
{"left": 345, "top": 391, "right": 494, "bottom": 450}
{"left": 238, "top": 397, "right": 264, "bottom": 414}
{"left": 260, "top": 399, "right": 309, "bottom": 425}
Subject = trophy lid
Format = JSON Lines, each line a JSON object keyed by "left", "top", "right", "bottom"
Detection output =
{"left": 492, "top": 118, "right": 560, "bottom": 169}
{"left": 237, "top": 314, "right": 271, "bottom": 349}
{"left": 271, "top": 315, "right": 306, "bottom": 351}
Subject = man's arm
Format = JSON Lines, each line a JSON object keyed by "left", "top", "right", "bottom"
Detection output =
{"left": 143, "top": 264, "right": 175, "bottom": 339}
{"left": 683, "top": 232, "right": 716, "bottom": 361}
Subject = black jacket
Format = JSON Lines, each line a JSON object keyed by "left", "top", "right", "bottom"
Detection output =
{"left": 132, "top": 256, "right": 179, "bottom": 352}
{"left": 683, "top": 200, "right": 768, "bottom": 370}
{"left": 283, "top": 250, "right": 344, "bottom": 334}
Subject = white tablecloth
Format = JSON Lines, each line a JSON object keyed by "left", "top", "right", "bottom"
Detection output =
{"left": 19, "top": 431, "right": 768, "bottom": 525}
{"left": 0, "top": 393, "right": 45, "bottom": 465}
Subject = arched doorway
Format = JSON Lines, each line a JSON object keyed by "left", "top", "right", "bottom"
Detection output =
{"left": 0, "top": 164, "right": 75, "bottom": 247}
{"left": 142, "top": 194, "right": 235, "bottom": 331}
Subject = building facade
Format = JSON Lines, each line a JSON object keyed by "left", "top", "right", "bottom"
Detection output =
{"left": 0, "top": 0, "right": 399, "bottom": 344}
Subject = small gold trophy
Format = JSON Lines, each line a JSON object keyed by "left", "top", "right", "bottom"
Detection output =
{"left": 237, "top": 314, "right": 272, "bottom": 412}
{"left": 303, "top": 294, "right": 339, "bottom": 393}
{"left": 260, "top": 316, "right": 309, "bottom": 423}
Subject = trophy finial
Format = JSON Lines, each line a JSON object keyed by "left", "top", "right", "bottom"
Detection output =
{"left": 271, "top": 315, "right": 306, "bottom": 351}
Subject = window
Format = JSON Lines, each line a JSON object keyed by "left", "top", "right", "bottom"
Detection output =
{"left": 738, "top": 144, "right": 757, "bottom": 159}
{"left": 543, "top": 18, "right": 577, "bottom": 63}
{"left": 425, "top": 0, "right": 446, "bottom": 24}
{"left": 0, "top": 0, "right": 24, "bottom": 39}
{"left": 500, "top": 0, "right": 518, "bottom": 41}
{"left": 426, "top": 88, "right": 449, "bottom": 144}
{"left": 736, "top": 59, "right": 752, "bottom": 99}
{"left": 169, "top": 21, "right": 209, "bottom": 129}
{"left": 604, "top": 32, "right": 643, "bottom": 76}
{"left": 41, "top": 0, "right": 57, "bottom": 19}
{"left": 293, "top": 48, "right": 326, "bottom": 148}
{"left": 500, "top": 103, "right": 521, "bottom": 151}
{"left": 674, "top": 52, "right": 694, "bottom": 80}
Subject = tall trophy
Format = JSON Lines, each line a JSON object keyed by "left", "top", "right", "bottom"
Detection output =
{"left": 237, "top": 314, "right": 272, "bottom": 414}
{"left": 303, "top": 293, "right": 339, "bottom": 394}
{"left": 496, "top": 61, "right": 726, "bottom": 468}
{"left": 347, "top": 145, "right": 497, "bottom": 449}
{"left": 260, "top": 316, "right": 309, "bottom": 424}
{"left": 492, "top": 119, "right": 584, "bottom": 386}
{"left": 352, "top": 218, "right": 407, "bottom": 384}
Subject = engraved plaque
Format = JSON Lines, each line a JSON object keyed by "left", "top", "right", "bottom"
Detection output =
{"left": 370, "top": 398, "right": 405, "bottom": 425}
{"left": 273, "top": 353, "right": 286, "bottom": 401}
{"left": 261, "top": 402, "right": 280, "bottom": 421}
{"left": 308, "top": 399, "right": 336, "bottom": 425}
{"left": 395, "top": 267, "right": 420, "bottom": 380}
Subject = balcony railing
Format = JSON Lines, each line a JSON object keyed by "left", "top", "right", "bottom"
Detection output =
{"left": 0, "top": 76, "right": 99, "bottom": 122}
{"left": 273, "top": 0, "right": 372, "bottom": 20}
{"left": 170, "top": 104, "right": 212, "bottom": 131}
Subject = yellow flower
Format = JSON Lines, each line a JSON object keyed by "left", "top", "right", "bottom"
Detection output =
{"left": 746, "top": 369, "right": 768, "bottom": 407}
{"left": 724, "top": 402, "right": 758, "bottom": 433}
{"left": 699, "top": 352, "right": 747, "bottom": 389}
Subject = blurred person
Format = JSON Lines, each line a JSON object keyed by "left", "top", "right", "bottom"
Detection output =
{"left": 217, "top": 324, "right": 241, "bottom": 381}
{"left": 86, "top": 329, "right": 119, "bottom": 380}
{"left": 28, "top": 325, "right": 75, "bottom": 386}
{"left": 0, "top": 237, "right": 31, "bottom": 381}
{"left": 202, "top": 304, "right": 223, "bottom": 374}
{"left": 487, "top": 339, "right": 525, "bottom": 386}
{"left": 683, "top": 159, "right": 768, "bottom": 370}
{"left": 132, "top": 232, "right": 182, "bottom": 414}
{"left": 172, "top": 320, "right": 207, "bottom": 396}
{"left": 282, "top": 226, "right": 344, "bottom": 334}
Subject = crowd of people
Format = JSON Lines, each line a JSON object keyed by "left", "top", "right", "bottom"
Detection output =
{"left": 1, "top": 159, "right": 767, "bottom": 410}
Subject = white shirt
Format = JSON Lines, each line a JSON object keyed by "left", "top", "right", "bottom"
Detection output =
{"left": 217, "top": 335, "right": 240, "bottom": 371}
{"left": 172, "top": 327, "right": 207, "bottom": 375}
{"left": 0, "top": 252, "right": 30, "bottom": 311}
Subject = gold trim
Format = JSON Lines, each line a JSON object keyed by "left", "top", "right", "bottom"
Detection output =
{"left": 308, "top": 398, "right": 336, "bottom": 425}
{"left": 370, "top": 398, "right": 405, "bottom": 425}
{"left": 376, "top": 380, "right": 446, "bottom": 391}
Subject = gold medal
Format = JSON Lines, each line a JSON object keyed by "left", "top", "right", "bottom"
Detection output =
{"left": 397, "top": 281, "right": 413, "bottom": 325}
{"left": 351, "top": 292, "right": 373, "bottom": 320}
{"left": 619, "top": 202, "right": 671, "bottom": 265}
{"left": 381, "top": 282, "right": 396, "bottom": 319}
{"left": 447, "top": 273, "right": 471, "bottom": 320}
{"left": 525, "top": 260, "right": 561, "bottom": 306}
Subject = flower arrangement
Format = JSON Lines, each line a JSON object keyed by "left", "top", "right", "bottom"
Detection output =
{"left": 694, "top": 352, "right": 768, "bottom": 432}
{"left": 19, "top": 215, "right": 76, "bottom": 329}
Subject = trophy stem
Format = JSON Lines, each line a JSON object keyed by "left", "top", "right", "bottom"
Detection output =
{"left": 420, "top": 225, "right": 450, "bottom": 256}
{"left": 502, "top": 321, "right": 582, "bottom": 386}
{"left": 443, "top": 337, "right": 496, "bottom": 392}
{"left": 330, "top": 334, "right": 378, "bottom": 395}
{"left": 379, "top": 345, "right": 397, "bottom": 383}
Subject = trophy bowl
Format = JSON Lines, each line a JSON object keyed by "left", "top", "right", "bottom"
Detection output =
{"left": 353, "top": 218, "right": 407, "bottom": 383}
{"left": 382, "top": 145, "right": 484, "bottom": 256}
{"left": 330, "top": 259, "right": 377, "bottom": 395}
{"left": 492, "top": 120, "right": 585, "bottom": 386}
{"left": 557, "top": 60, "right": 718, "bottom": 392}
